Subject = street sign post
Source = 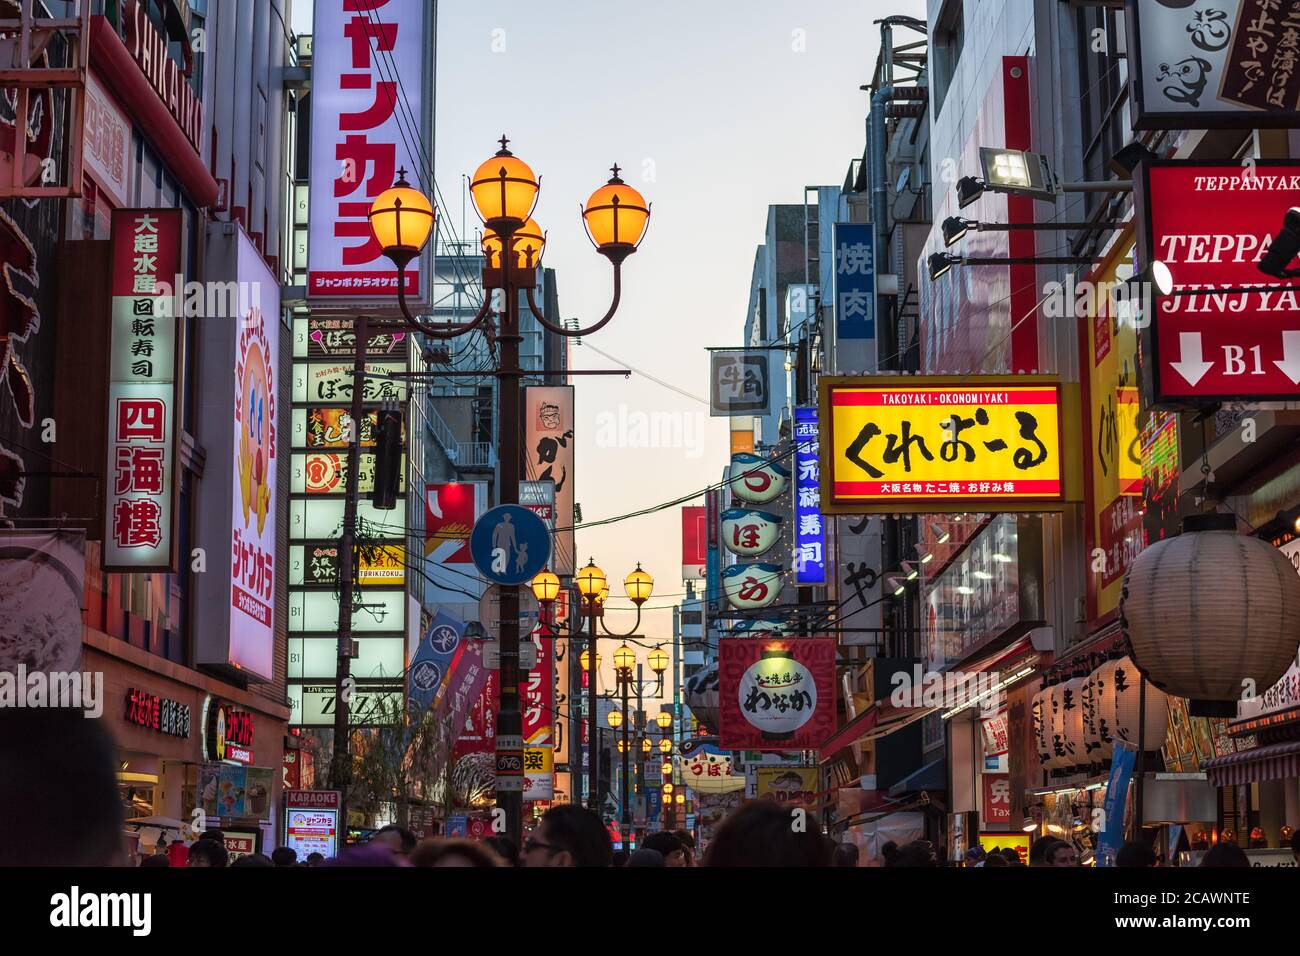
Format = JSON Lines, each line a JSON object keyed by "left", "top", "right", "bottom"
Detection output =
{"left": 469, "top": 504, "right": 553, "bottom": 586}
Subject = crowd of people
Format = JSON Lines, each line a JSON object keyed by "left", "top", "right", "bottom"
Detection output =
{"left": 4, "top": 708, "right": 1293, "bottom": 868}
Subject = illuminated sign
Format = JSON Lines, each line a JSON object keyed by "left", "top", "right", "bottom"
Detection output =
{"left": 307, "top": 0, "right": 429, "bottom": 302}
{"left": 125, "top": 688, "right": 191, "bottom": 739}
{"left": 820, "top": 375, "right": 1080, "bottom": 515}
{"left": 793, "top": 407, "right": 826, "bottom": 585}
{"left": 717, "top": 638, "right": 836, "bottom": 751}
{"left": 1137, "top": 160, "right": 1300, "bottom": 403}
{"left": 721, "top": 563, "right": 783, "bottom": 611}
{"left": 103, "top": 209, "right": 182, "bottom": 572}
{"left": 720, "top": 508, "right": 781, "bottom": 558}
{"left": 203, "top": 697, "right": 255, "bottom": 764}
{"left": 728, "top": 452, "right": 789, "bottom": 504}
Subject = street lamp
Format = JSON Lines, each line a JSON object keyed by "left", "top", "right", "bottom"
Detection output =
{"left": 648, "top": 645, "right": 669, "bottom": 677}
{"left": 659, "top": 737, "right": 673, "bottom": 754}
{"left": 608, "top": 709, "right": 624, "bottom": 729}
{"left": 529, "top": 567, "right": 561, "bottom": 604}
{"left": 362, "top": 139, "right": 649, "bottom": 849}
{"left": 656, "top": 709, "right": 673, "bottom": 731}
{"left": 579, "top": 556, "right": 654, "bottom": 817}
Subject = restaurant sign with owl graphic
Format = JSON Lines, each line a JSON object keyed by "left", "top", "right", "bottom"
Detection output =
{"left": 194, "top": 224, "right": 280, "bottom": 681}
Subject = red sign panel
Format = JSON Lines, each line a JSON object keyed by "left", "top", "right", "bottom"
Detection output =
{"left": 425, "top": 483, "right": 476, "bottom": 563}
{"left": 1139, "top": 161, "right": 1300, "bottom": 403}
{"left": 681, "top": 505, "right": 706, "bottom": 579}
{"left": 522, "top": 628, "right": 553, "bottom": 746}
{"left": 982, "top": 773, "right": 1013, "bottom": 826}
{"left": 717, "top": 638, "right": 836, "bottom": 751}
{"left": 104, "top": 208, "right": 183, "bottom": 571}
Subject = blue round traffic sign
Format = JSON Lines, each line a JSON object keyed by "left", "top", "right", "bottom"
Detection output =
{"left": 469, "top": 504, "right": 552, "bottom": 586}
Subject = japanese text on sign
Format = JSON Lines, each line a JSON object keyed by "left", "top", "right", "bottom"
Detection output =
{"left": 825, "top": 380, "right": 1064, "bottom": 507}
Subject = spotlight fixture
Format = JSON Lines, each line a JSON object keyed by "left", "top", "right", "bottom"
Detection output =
{"left": 929, "top": 251, "right": 960, "bottom": 281}
{"left": 1109, "top": 141, "right": 1159, "bottom": 178}
{"left": 1259, "top": 208, "right": 1300, "bottom": 279}
{"left": 929, "top": 522, "right": 951, "bottom": 544}
{"left": 956, "top": 175, "right": 986, "bottom": 208}
{"left": 942, "top": 216, "right": 973, "bottom": 247}
{"left": 978, "top": 147, "right": 1057, "bottom": 203}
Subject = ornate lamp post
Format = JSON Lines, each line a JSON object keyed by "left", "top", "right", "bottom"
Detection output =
{"left": 363, "top": 139, "right": 650, "bottom": 847}
{"left": 575, "top": 558, "right": 654, "bottom": 816}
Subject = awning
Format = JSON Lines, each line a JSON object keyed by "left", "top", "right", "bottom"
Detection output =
{"left": 1201, "top": 740, "right": 1300, "bottom": 787}
{"left": 888, "top": 757, "right": 946, "bottom": 798}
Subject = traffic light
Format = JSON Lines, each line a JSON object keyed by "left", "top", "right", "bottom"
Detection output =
{"left": 372, "top": 405, "right": 403, "bottom": 509}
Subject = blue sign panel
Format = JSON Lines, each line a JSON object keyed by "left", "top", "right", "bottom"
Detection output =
{"left": 793, "top": 406, "right": 826, "bottom": 585}
{"left": 1095, "top": 741, "right": 1137, "bottom": 868}
{"left": 407, "top": 609, "right": 465, "bottom": 715}
{"left": 469, "top": 504, "right": 552, "bottom": 586}
{"left": 833, "top": 223, "right": 875, "bottom": 341}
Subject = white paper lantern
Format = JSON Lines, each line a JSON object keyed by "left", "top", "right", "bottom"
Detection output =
{"left": 1031, "top": 692, "right": 1051, "bottom": 772}
{"left": 1044, "top": 681, "right": 1068, "bottom": 771}
{"left": 1121, "top": 513, "right": 1300, "bottom": 711}
{"left": 1108, "top": 655, "right": 1169, "bottom": 751}
{"left": 1060, "top": 676, "right": 1087, "bottom": 771}
{"left": 1084, "top": 661, "right": 1114, "bottom": 763}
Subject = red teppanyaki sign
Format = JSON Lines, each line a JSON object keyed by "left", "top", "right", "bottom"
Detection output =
{"left": 1137, "top": 160, "right": 1300, "bottom": 404}
{"left": 717, "top": 638, "right": 836, "bottom": 752}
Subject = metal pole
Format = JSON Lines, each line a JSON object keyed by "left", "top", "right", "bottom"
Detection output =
{"left": 331, "top": 313, "right": 368, "bottom": 838}
{"left": 569, "top": 589, "right": 583, "bottom": 807}
{"left": 496, "top": 271, "right": 524, "bottom": 845}
{"left": 636, "top": 662, "right": 644, "bottom": 841}
{"left": 621, "top": 670, "right": 631, "bottom": 846}
{"left": 587, "top": 605, "right": 599, "bottom": 812}
{"left": 1135, "top": 675, "right": 1147, "bottom": 842}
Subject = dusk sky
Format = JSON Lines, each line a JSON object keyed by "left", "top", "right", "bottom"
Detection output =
{"left": 297, "top": 0, "right": 924, "bottom": 699}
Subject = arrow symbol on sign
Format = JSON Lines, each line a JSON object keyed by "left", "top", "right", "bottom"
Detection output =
{"left": 1275, "top": 331, "right": 1300, "bottom": 385}
{"left": 1170, "top": 332, "right": 1213, "bottom": 387}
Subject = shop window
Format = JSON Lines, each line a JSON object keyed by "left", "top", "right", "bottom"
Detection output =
{"left": 932, "top": 0, "right": 965, "bottom": 116}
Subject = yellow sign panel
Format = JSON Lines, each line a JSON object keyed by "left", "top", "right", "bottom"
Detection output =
{"left": 819, "top": 375, "right": 1082, "bottom": 515}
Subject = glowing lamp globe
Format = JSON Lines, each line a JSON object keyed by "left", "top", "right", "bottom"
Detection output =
{"left": 607, "top": 709, "right": 624, "bottom": 729}
{"left": 368, "top": 170, "right": 434, "bottom": 267}
{"left": 469, "top": 139, "right": 539, "bottom": 231}
{"left": 613, "top": 643, "right": 636, "bottom": 675}
{"left": 582, "top": 165, "right": 650, "bottom": 263}
{"left": 576, "top": 559, "right": 607, "bottom": 600}
{"left": 530, "top": 568, "right": 560, "bottom": 604}
{"left": 482, "top": 217, "right": 546, "bottom": 270}
{"left": 624, "top": 564, "right": 654, "bottom": 606}
{"left": 655, "top": 709, "right": 673, "bottom": 730}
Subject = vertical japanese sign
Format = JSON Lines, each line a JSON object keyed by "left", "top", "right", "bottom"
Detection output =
{"left": 1079, "top": 236, "right": 1158, "bottom": 623}
{"left": 833, "top": 223, "right": 875, "bottom": 341}
{"left": 793, "top": 407, "right": 826, "bottom": 585}
{"left": 524, "top": 386, "right": 574, "bottom": 575}
{"left": 681, "top": 505, "right": 706, "bottom": 579}
{"left": 308, "top": 0, "right": 429, "bottom": 303}
{"left": 229, "top": 232, "right": 279, "bottom": 677}
{"left": 522, "top": 627, "right": 553, "bottom": 745}
{"left": 195, "top": 222, "right": 279, "bottom": 680}
{"left": 104, "top": 209, "right": 182, "bottom": 571}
